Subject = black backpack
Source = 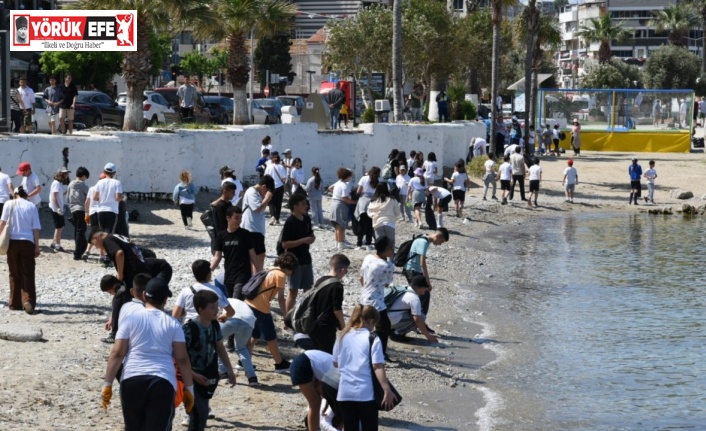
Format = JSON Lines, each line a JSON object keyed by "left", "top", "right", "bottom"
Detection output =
{"left": 241, "top": 270, "right": 274, "bottom": 300}
{"left": 559, "top": 131, "right": 567, "bottom": 140}
{"left": 284, "top": 277, "right": 341, "bottom": 334}
{"left": 392, "top": 235, "right": 429, "bottom": 267}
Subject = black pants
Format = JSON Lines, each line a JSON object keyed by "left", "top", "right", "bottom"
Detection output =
{"left": 188, "top": 389, "right": 210, "bottom": 431}
{"left": 356, "top": 213, "right": 374, "bottom": 246}
{"left": 309, "top": 324, "right": 337, "bottom": 354}
{"left": 269, "top": 186, "right": 284, "bottom": 222}
{"left": 376, "top": 309, "right": 391, "bottom": 356}
{"left": 97, "top": 211, "right": 117, "bottom": 234}
{"left": 339, "top": 400, "right": 378, "bottom": 431}
{"left": 71, "top": 210, "right": 87, "bottom": 259}
{"left": 403, "top": 269, "right": 430, "bottom": 315}
{"left": 11, "top": 109, "right": 22, "bottom": 132}
{"left": 509, "top": 174, "right": 526, "bottom": 200}
{"left": 110, "top": 288, "right": 132, "bottom": 338}
{"left": 181, "top": 107, "right": 194, "bottom": 121}
{"left": 180, "top": 203, "right": 194, "bottom": 226}
{"left": 120, "top": 375, "right": 175, "bottom": 431}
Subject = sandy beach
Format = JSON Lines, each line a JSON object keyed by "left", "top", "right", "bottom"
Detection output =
{"left": 0, "top": 149, "right": 704, "bottom": 431}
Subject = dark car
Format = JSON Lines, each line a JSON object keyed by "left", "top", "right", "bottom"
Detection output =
{"left": 277, "top": 95, "right": 305, "bottom": 115}
{"left": 153, "top": 87, "right": 211, "bottom": 123}
{"left": 253, "top": 98, "right": 284, "bottom": 123}
{"left": 74, "top": 91, "right": 125, "bottom": 128}
{"left": 203, "top": 96, "right": 234, "bottom": 124}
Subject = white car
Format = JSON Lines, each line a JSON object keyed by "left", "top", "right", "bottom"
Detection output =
{"left": 117, "top": 91, "right": 176, "bottom": 126}
{"left": 246, "top": 99, "right": 271, "bottom": 124}
{"left": 32, "top": 95, "right": 86, "bottom": 134}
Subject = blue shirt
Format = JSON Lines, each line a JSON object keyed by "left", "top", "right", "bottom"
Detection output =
{"left": 629, "top": 163, "right": 642, "bottom": 181}
{"left": 404, "top": 237, "right": 430, "bottom": 273}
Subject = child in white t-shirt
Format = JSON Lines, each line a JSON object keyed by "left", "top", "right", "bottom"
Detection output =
{"left": 444, "top": 160, "right": 471, "bottom": 218}
{"left": 527, "top": 159, "right": 542, "bottom": 207}
{"left": 562, "top": 159, "right": 578, "bottom": 203}
{"left": 396, "top": 167, "right": 412, "bottom": 222}
{"left": 643, "top": 160, "right": 657, "bottom": 204}
{"left": 499, "top": 155, "right": 513, "bottom": 205}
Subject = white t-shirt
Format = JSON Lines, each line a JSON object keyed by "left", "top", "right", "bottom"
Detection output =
{"left": 645, "top": 168, "right": 657, "bottom": 184}
{"left": 408, "top": 176, "right": 427, "bottom": 192}
{"left": 87, "top": 185, "right": 99, "bottom": 215}
{"left": 48, "top": 180, "right": 66, "bottom": 212}
{"left": 118, "top": 299, "right": 144, "bottom": 327}
{"left": 395, "top": 174, "right": 410, "bottom": 196}
{"left": 357, "top": 175, "right": 375, "bottom": 197}
{"left": 528, "top": 165, "right": 542, "bottom": 181}
{"left": 22, "top": 172, "right": 42, "bottom": 206}
{"left": 0, "top": 172, "right": 12, "bottom": 203}
{"left": 290, "top": 167, "right": 305, "bottom": 194}
{"left": 222, "top": 178, "right": 244, "bottom": 203}
{"left": 499, "top": 162, "right": 512, "bottom": 181}
{"left": 175, "top": 282, "right": 230, "bottom": 322}
{"left": 429, "top": 187, "right": 451, "bottom": 199}
{"left": 94, "top": 178, "right": 123, "bottom": 213}
{"left": 504, "top": 144, "right": 521, "bottom": 158}
{"left": 484, "top": 160, "right": 496, "bottom": 175}
{"left": 241, "top": 187, "right": 265, "bottom": 235}
{"left": 0, "top": 198, "right": 41, "bottom": 242}
{"left": 227, "top": 298, "right": 256, "bottom": 328}
{"left": 331, "top": 180, "right": 351, "bottom": 201}
{"left": 473, "top": 139, "right": 487, "bottom": 156}
{"left": 264, "top": 163, "right": 287, "bottom": 188}
{"left": 18, "top": 86, "right": 35, "bottom": 109}
{"left": 422, "top": 160, "right": 438, "bottom": 182}
{"left": 387, "top": 291, "right": 423, "bottom": 326}
{"left": 333, "top": 328, "right": 384, "bottom": 402}
{"left": 450, "top": 172, "right": 468, "bottom": 191}
{"left": 116, "top": 308, "right": 186, "bottom": 391}
{"left": 564, "top": 167, "right": 578, "bottom": 185}
{"left": 359, "top": 254, "right": 394, "bottom": 311}
{"left": 303, "top": 350, "right": 334, "bottom": 382}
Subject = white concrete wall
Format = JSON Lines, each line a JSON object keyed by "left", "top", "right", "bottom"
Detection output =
{"left": 0, "top": 122, "right": 485, "bottom": 202}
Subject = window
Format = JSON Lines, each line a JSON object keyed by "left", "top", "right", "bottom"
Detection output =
{"left": 611, "top": 50, "right": 633, "bottom": 58}
{"left": 453, "top": 0, "right": 464, "bottom": 10}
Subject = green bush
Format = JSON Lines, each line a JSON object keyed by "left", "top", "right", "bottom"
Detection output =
{"left": 456, "top": 100, "right": 477, "bottom": 120}
{"left": 467, "top": 156, "right": 487, "bottom": 179}
{"left": 362, "top": 107, "right": 375, "bottom": 123}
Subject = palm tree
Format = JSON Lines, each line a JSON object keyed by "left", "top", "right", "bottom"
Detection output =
{"left": 518, "top": 0, "right": 539, "bottom": 148}
{"left": 73, "top": 0, "right": 214, "bottom": 131}
{"left": 650, "top": 4, "right": 699, "bottom": 48}
{"left": 490, "top": 0, "right": 519, "bottom": 155}
{"left": 684, "top": 0, "right": 706, "bottom": 71}
{"left": 576, "top": 14, "right": 631, "bottom": 63}
{"left": 204, "top": 0, "right": 297, "bottom": 125}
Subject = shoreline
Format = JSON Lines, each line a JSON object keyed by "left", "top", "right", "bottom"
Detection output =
{"left": 0, "top": 150, "right": 705, "bottom": 430}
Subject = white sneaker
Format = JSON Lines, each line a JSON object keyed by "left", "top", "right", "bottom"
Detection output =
{"left": 187, "top": 217, "right": 192, "bottom": 228}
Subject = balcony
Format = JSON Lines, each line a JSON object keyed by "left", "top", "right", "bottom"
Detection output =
{"left": 560, "top": 9, "right": 578, "bottom": 23}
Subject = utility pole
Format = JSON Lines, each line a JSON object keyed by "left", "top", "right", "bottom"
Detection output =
{"left": 306, "top": 70, "right": 315, "bottom": 94}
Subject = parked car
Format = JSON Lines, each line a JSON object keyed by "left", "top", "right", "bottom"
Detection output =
{"left": 116, "top": 91, "right": 176, "bottom": 126}
{"left": 33, "top": 95, "right": 87, "bottom": 134}
{"left": 74, "top": 91, "right": 125, "bottom": 128}
{"left": 153, "top": 87, "right": 211, "bottom": 123}
{"left": 277, "top": 95, "right": 305, "bottom": 115}
{"left": 247, "top": 99, "right": 272, "bottom": 124}
{"left": 253, "top": 98, "right": 283, "bottom": 123}
{"left": 203, "top": 95, "right": 234, "bottom": 124}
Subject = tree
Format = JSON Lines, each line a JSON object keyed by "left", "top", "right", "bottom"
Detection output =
{"left": 179, "top": 50, "right": 212, "bottom": 89}
{"left": 392, "top": 0, "right": 403, "bottom": 122}
{"left": 517, "top": 0, "right": 539, "bottom": 147}
{"left": 254, "top": 32, "right": 294, "bottom": 97}
{"left": 684, "top": 0, "right": 706, "bottom": 72}
{"left": 581, "top": 58, "right": 641, "bottom": 89}
{"left": 204, "top": 0, "right": 297, "bottom": 124}
{"left": 642, "top": 45, "right": 701, "bottom": 89}
{"left": 576, "top": 14, "right": 631, "bottom": 63}
{"left": 490, "top": 0, "right": 519, "bottom": 155}
{"left": 72, "top": 0, "right": 215, "bottom": 131}
{"left": 39, "top": 51, "right": 122, "bottom": 92}
{"left": 650, "top": 4, "right": 699, "bottom": 48}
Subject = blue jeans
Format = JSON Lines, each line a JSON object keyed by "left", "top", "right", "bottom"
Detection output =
{"left": 218, "top": 318, "right": 256, "bottom": 378}
{"left": 330, "top": 107, "right": 341, "bottom": 129}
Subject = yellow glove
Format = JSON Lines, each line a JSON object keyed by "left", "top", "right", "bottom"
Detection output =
{"left": 84, "top": 214, "right": 91, "bottom": 224}
{"left": 101, "top": 383, "right": 112, "bottom": 409}
{"left": 183, "top": 385, "right": 194, "bottom": 414}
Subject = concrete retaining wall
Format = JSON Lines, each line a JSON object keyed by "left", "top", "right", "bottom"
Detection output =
{"left": 0, "top": 121, "right": 485, "bottom": 202}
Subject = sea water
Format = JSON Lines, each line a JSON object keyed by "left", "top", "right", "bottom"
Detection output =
{"left": 471, "top": 213, "right": 706, "bottom": 431}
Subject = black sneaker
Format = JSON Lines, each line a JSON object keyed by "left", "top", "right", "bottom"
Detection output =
{"left": 101, "top": 335, "right": 115, "bottom": 344}
{"left": 274, "top": 359, "right": 291, "bottom": 374}
{"left": 248, "top": 376, "right": 260, "bottom": 387}
{"left": 390, "top": 332, "right": 410, "bottom": 343}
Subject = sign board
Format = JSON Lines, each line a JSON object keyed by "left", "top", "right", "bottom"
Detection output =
{"left": 264, "top": 86, "right": 270, "bottom": 97}
{"left": 357, "top": 73, "right": 385, "bottom": 97}
{"left": 10, "top": 10, "right": 137, "bottom": 51}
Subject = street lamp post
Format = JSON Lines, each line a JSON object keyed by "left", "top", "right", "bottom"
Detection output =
{"left": 306, "top": 70, "right": 315, "bottom": 94}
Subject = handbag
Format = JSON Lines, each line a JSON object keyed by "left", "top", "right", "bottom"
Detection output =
{"left": 368, "top": 333, "right": 402, "bottom": 411}
{"left": 0, "top": 201, "right": 15, "bottom": 256}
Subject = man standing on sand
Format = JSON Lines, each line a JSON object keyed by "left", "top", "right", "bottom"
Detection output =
{"left": 628, "top": 157, "right": 643, "bottom": 205}
{"left": 17, "top": 77, "right": 35, "bottom": 133}
{"left": 509, "top": 146, "right": 527, "bottom": 201}
{"left": 326, "top": 82, "right": 344, "bottom": 130}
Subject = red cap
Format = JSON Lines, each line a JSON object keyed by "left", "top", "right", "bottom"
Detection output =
{"left": 567, "top": 159, "right": 574, "bottom": 166}
{"left": 16, "top": 162, "right": 31, "bottom": 175}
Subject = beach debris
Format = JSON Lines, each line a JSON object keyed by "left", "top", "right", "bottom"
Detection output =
{"left": 670, "top": 190, "right": 694, "bottom": 200}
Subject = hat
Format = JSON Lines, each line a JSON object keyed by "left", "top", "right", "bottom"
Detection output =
{"left": 284, "top": 149, "right": 292, "bottom": 154}
{"left": 567, "top": 159, "right": 574, "bottom": 166}
{"left": 572, "top": 118, "right": 578, "bottom": 123}
{"left": 144, "top": 276, "right": 172, "bottom": 300}
{"left": 103, "top": 163, "right": 116, "bottom": 174}
{"left": 271, "top": 151, "right": 279, "bottom": 156}
{"left": 15, "top": 16, "right": 27, "bottom": 28}
{"left": 631, "top": 157, "right": 638, "bottom": 162}
{"left": 411, "top": 275, "right": 430, "bottom": 289}
{"left": 220, "top": 165, "right": 234, "bottom": 174}
{"left": 57, "top": 167, "right": 70, "bottom": 174}
{"left": 16, "top": 162, "right": 31, "bottom": 174}
{"left": 414, "top": 168, "right": 424, "bottom": 177}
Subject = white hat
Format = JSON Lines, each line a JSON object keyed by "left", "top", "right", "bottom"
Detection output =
{"left": 104, "top": 163, "right": 116, "bottom": 173}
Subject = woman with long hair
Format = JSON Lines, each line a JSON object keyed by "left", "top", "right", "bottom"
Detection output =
{"left": 412, "top": 151, "right": 424, "bottom": 171}
{"left": 422, "top": 152, "right": 439, "bottom": 185}
{"left": 264, "top": 152, "right": 287, "bottom": 225}
{"left": 328, "top": 168, "right": 357, "bottom": 250}
{"left": 367, "top": 183, "right": 400, "bottom": 247}
{"left": 571, "top": 119, "right": 582, "bottom": 156}
{"left": 333, "top": 304, "right": 396, "bottom": 430}
{"left": 354, "top": 167, "right": 380, "bottom": 250}
{"left": 173, "top": 170, "right": 198, "bottom": 229}
{"left": 305, "top": 166, "right": 325, "bottom": 229}
{"left": 290, "top": 157, "right": 305, "bottom": 195}
{"left": 407, "top": 168, "right": 428, "bottom": 228}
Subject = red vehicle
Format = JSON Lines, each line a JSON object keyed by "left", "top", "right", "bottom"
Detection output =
{"left": 320, "top": 80, "right": 354, "bottom": 117}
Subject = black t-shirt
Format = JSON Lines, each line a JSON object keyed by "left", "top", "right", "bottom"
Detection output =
{"left": 145, "top": 258, "right": 172, "bottom": 281}
{"left": 59, "top": 83, "right": 78, "bottom": 109}
{"left": 102, "top": 235, "right": 147, "bottom": 277}
{"left": 212, "top": 199, "right": 232, "bottom": 233}
{"left": 281, "top": 214, "right": 313, "bottom": 265}
{"left": 215, "top": 227, "right": 254, "bottom": 285}
{"left": 313, "top": 276, "right": 344, "bottom": 327}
